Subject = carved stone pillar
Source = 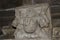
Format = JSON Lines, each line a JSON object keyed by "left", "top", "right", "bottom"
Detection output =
{"left": 12, "top": 3, "right": 52, "bottom": 40}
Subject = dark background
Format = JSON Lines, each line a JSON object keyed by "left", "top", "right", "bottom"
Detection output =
{"left": 0, "top": 0, "right": 23, "bottom": 9}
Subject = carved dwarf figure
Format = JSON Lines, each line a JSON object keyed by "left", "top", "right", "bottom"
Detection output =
{"left": 12, "top": 3, "right": 52, "bottom": 40}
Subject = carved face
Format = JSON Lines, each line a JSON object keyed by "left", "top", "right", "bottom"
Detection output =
{"left": 23, "top": 18, "right": 37, "bottom": 33}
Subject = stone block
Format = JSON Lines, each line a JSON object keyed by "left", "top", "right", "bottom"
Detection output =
{"left": 12, "top": 3, "right": 52, "bottom": 40}
{"left": 53, "top": 27, "right": 60, "bottom": 37}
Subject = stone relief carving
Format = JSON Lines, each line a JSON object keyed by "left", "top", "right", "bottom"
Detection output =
{"left": 12, "top": 3, "right": 52, "bottom": 40}
{"left": 53, "top": 27, "right": 60, "bottom": 37}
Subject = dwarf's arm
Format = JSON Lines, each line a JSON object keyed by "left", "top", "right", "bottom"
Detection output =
{"left": 12, "top": 9, "right": 19, "bottom": 27}
{"left": 12, "top": 18, "right": 18, "bottom": 27}
{"left": 38, "top": 6, "right": 50, "bottom": 28}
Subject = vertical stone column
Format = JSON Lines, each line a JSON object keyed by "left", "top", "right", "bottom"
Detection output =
{"left": 12, "top": 3, "right": 52, "bottom": 40}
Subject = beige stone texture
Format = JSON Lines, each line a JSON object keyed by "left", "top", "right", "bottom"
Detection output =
{"left": 12, "top": 3, "right": 52, "bottom": 40}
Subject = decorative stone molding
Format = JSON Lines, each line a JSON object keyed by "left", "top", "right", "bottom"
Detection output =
{"left": 12, "top": 3, "right": 52, "bottom": 40}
